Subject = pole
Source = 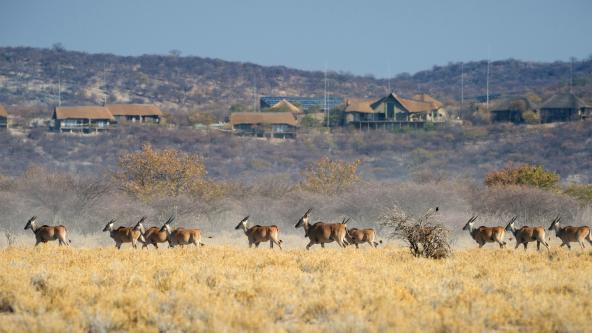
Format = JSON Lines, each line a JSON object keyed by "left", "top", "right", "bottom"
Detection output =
{"left": 461, "top": 62, "right": 464, "bottom": 118}
{"left": 486, "top": 46, "right": 491, "bottom": 111}
{"left": 58, "top": 64, "right": 61, "bottom": 106}
{"left": 324, "top": 64, "right": 329, "bottom": 128}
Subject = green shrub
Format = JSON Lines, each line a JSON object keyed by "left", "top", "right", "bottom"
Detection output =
{"left": 563, "top": 184, "right": 592, "bottom": 203}
{"left": 485, "top": 164, "right": 559, "bottom": 189}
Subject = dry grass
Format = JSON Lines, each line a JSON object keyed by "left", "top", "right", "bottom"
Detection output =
{"left": 0, "top": 244, "right": 591, "bottom": 332}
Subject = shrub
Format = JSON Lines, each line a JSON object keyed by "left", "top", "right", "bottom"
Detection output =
{"left": 300, "top": 157, "right": 361, "bottom": 195}
{"left": 115, "top": 144, "right": 225, "bottom": 201}
{"left": 379, "top": 206, "right": 451, "bottom": 259}
{"left": 484, "top": 164, "right": 559, "bottom": 189}
{"left": 522, "top": 110, "right": 540, "bottom": 124}
{"left": 563, "top": 184, "right": 592, "bottom": 204}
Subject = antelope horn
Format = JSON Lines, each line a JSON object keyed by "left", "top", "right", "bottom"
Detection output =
{"left": 241, "top": 216, "right": 249, "bottom": 223}
{"left": 165, "top": 215, "right": 175, "bottom": 225}
{"left": 305, "top": 208, "right": 312, "bottom": 216}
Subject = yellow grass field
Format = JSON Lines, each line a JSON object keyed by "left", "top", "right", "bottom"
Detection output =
{"left": 1, "top": 245, "right": 591, "bottom": 333}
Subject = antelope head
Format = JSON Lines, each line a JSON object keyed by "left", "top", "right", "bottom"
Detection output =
{"left": 103, "top": 219, "right": 116, "bottom": 232}
{"left": 548, "top": 216, "right": 561, "bottom": 231}
{"left": 24, "top": 216, "right": 38, "bottom": 230}
{"left": 234, "top": 216, "right": 249, "bottom": 231}
{"left": 504, "top": 216, "right": 518, "bottom": 232}
{"left": 462, "top": 215, "right": 478, "bottom": 231}
{"left": 134, "top": 216, "right": 147, "bottom": 234}
{"left": 295, "top": 208, "right": 312, "bottom": 229}
{"left": 159, "top": 216, "right": 175, "bottom": 235}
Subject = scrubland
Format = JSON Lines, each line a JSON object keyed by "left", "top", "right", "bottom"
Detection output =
{"left": 1, "top": 244, "right": 591, "bottom": 333}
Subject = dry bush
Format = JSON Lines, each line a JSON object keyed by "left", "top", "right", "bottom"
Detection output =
{"left": 379, "top": 206, "right": 451, "bottom": 259}
{"left": 300, "top": 157, "right": 361, "bottom": 195}
{"left": 4, "top": 231, "right": 16, "bottom": 247}
{"left": 468, "top": 185, "right": 580, "bottom": 224}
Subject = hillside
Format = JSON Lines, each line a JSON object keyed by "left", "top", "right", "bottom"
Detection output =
{"left": 1, "top": 47, "right": 592, "bottom": 121}
{"left": 1, "top": 122, "right": 591, "bottom": 184}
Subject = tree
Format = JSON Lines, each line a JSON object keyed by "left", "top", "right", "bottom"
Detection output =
{"left": 229, "top": 104, "right": 246, "bottom": 113}
{"left": 169, "top": 49, "right": 182, "bottom": 57}
{"left": 300, "top": 157, "right": 361, "bottom": 194}
{"left": 299, "top": 114, "right": 321, "bottom": 128}
{"left": 115, "top": 145, "right": 223, "bottom": 200}
{"left": 484, "top": 164, "right": 559, "bottom": 189}
{"left": 52, "top": 42, "right": 65, "bottom": 52}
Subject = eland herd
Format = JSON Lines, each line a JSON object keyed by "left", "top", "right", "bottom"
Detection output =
{"left": 21, "top": 210, "right": 592, "bottom": 251}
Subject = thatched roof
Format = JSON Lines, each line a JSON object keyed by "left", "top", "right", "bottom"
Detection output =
{"left": 344, "top": 99, "right": 374, "bottom": 113}
{"left": 490, "top": 97, "right": 537, "bottom": 112}
{"left": 230, "top": 112, "right": 298, "bottom": 127}
{"left": 345, "top": 93, "right": 439, "bottom": 114}
{"left": 400, "top": 98, "right": 438, "bottom": 113}
{"left": 54, "top": 106, "right": 114, "bottom": 120}
{"left": 0, "top": 105, "right": 7, "bottom": 117}
{"left": 269, "top": 99, "right": 303, "bottom": 114}
{"left": 539, "top": 93, "right": 591, "bottom": 110}
{"left": 107, "top": 104, "right": 162, "bottom": 117}
{"left": 411, "top": 93, "right": 444, "bottom": 109}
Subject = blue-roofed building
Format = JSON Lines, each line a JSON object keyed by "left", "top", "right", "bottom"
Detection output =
{"left": 260, "top": 96, "right": 344, "bottom": 112}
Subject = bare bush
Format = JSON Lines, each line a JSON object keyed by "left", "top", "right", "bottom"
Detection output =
{"left": 379, "top": 206, "right": 452, "bottom": 259}
{"left": 4, "top": 231, "right": 16, "bottom": 247}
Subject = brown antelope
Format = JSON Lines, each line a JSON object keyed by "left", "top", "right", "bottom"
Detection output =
{"left": 345, "top": 227, "right": 382, "bottom": 248}
{"left": 159, "top": 217, "right": 205, "bottom": 247}
{"left": 294, "top": 208, "right": 349, "bottom": 250}
{"left": 102, "top": 218, "right": 145, "bottom": 249}
{"left": 24, "top": 216, "right": 70, "bottom": 246}
{"left": 234, "top": 216, "right": 283, "bottom": 249}
{"left": 504, "top": 216, "right": 549, "bottom": 251}
{"left": 137, "top": 216, "right": 171, "bottom": 249}
{"left": 548, "top": 216, "right": 592, "bottom": 250}
{"left": 462, "top": 215, "right": 506, "bottom": 248}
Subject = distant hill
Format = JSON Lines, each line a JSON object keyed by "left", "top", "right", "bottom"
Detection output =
{"left": 1, "top": 47, "right": 591, "bottom": 119}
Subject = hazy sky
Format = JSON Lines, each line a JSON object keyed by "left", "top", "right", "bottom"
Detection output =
{"left": 0, "top": 0, "right": 590, "bottom": 77}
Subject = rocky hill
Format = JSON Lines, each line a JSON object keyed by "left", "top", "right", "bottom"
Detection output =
{"left": 1, "top": 47, "right": 591, "bottom": 120}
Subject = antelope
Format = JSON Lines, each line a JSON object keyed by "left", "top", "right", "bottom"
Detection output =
{"left": 294, "top": 208, "right": 349, "bottom": 249}
{"left": 504, "top": 216, "right": 549, "bottom": 251}
{"left": 24, "top": 216, "right": 70, "bottom": 246}
{"left": 548, "top": 216, "right": 592, "bottom": 250}
{"left": 102, "top": 218, "right": 145, "bottom": 249}
{"left": 159, "top": 217, "right": 205, "bottom": 247}
{"left": 234, "top": 216, "right": 283, "bottom": 249}
{"left": 137, "top": 216, "right": 171, "bottom": 249}
{"left": 345, "top": 227, "right": 382, "bottom": 248}
{"left": 462, "top": 215, "right": 506, "bottom": 248}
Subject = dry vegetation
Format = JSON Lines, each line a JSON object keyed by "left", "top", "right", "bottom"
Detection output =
{"left": 1, "top": 246, "right": 592, "bottom": 333}
{"left": 1, "top": 141, "right": 592, "bottom": 332}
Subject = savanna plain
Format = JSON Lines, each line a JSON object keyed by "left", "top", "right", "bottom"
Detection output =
{"left": 1, "top": 242, "right": 591, "bottom": 333}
